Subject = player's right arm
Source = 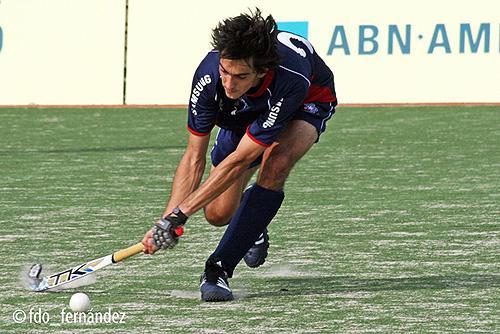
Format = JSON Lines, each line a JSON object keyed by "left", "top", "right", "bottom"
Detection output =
{"left": 162, "top": 132, "right": 211, "bottom": 217}
{"left": 164, "top": 52, "right": 219, "bottom": 217}
{"left": 143, "top": 51, "right": 218, "bottom": 254}
{"left": 142, "top": 132, "right": 210, "bottom": 254}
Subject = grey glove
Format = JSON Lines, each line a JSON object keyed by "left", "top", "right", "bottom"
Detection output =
{"left": 150, "top": 207, "right": 187, "bottom": 250}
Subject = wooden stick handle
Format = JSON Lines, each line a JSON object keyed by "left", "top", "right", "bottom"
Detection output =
{"left": 112, "top": 242, "right": 144, "bottom": 263}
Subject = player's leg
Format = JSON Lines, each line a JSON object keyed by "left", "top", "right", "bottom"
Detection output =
{"left": 207, "top": 120, "right": 319, "bottom": 277}
{"left": 239, "top": 104, "right": 334, "bottom": 269}
{"left": 204, "top": 128, "right": 262, "bottom": 227}
{"left": 257, "top": 119, "right": 319, "bottom": 190}
{"left": 201, "top": 103, "right": 335, "bottom": 301}
{"left": 201, "top": 183, "right": 285, "bottom": 301}
{"left": 200, "top": 130, "right": 262, "bottom": 302}
{"left": 204, "top": 164, "right": 258, "bottom": 226}
{"left": 242, "top": 119, "right": 319, "bottom": 267}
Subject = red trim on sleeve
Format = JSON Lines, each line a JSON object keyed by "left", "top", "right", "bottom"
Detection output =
{"left": 304, "top": 85, "right": 337, "bottom": 104}
{"left": 246, "top": 125, "right": 271, "bottom": 147}
{"left": 187, "top": 125, "right": 211, "bottom": 136}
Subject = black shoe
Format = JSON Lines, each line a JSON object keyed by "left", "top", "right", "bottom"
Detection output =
{"left": 200, "top": 258, "right": 233, "bottom": 302}
{"left": 243, "top": 228, "right": 269, "bottom": 268}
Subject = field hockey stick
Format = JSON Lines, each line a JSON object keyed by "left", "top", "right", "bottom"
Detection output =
{"left": 28, "top": 227, "right": 183, "bottom": 292}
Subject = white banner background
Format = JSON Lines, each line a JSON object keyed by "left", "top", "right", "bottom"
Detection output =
{"left": 0, "top": 0, "right": 125, "bottom": 105}
{"left": 0, "top": 0, "right": 498, "bottom": 105}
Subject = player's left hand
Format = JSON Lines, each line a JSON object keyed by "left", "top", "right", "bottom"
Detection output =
{"left": 142, "top": 207, "right": 187, "bottom": 254}
{"left": 142, "top": 228, "right": 157, "bottom": 254}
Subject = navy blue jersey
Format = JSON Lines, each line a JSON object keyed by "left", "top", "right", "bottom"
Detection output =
{"left": 188, "top": 30, "right": 337, "bottom": 147}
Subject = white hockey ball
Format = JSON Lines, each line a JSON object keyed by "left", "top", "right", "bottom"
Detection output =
{"left": 69, "top": 292, "right": 91, "bottom": 312}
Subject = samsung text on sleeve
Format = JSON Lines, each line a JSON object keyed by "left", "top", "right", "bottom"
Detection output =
{"left": 262, "top": 98, "right": 283, "bottom": 129}
{"left": 190, "top": 74, "right": 212, "bottom": 115}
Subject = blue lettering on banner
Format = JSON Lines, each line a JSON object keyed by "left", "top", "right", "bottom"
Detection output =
{"left": 328, "top": 26, "right": 350, "bottom": 55}
{"left": 388, "top": 25, "right": 411, "bottom": 54}
{"left": 428, "top": 24, "right": 451, "bottom": 54}
{"left": 277, "top": 21, "right": 309, "bottom": 39}
{"left": 359, "top": 25, "right": 379, "bottom": 55}
{"left": 358, "top": 26, "right": 378, "bottom": 55}
{"left": 327, "top": 23, "right": 497, "bottom": 55}
{"left": 0, "top": 26, "right": 3, "bottom": 53}
{"left": 460, "top": 23, "right": 490, "bottom": 53}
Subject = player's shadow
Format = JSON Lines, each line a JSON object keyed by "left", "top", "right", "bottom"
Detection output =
{"left": 247, "top": 274, "right": 500, "bottom": 298}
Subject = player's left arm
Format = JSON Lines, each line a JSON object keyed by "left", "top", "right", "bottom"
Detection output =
{"left": 176, "top": 134, "right": 267, "bottom": 217}
{"left": 143, "top": 134, "right": 265, "bottom": 254}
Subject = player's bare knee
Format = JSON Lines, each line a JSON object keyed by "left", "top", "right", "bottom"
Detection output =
{"left": 204, "top": 208, "right": 231, "bottom": 227}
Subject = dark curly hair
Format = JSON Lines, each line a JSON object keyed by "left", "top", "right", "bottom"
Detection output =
{"left": 211, "top": 8, "right": 282, "bottom": 74}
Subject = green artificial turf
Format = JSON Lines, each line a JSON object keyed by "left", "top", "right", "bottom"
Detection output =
{"left": 0, "top": 106, "right": 499, "bottom": 333}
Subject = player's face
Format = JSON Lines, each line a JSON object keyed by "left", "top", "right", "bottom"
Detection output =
{"left": 219, "top": 58, "right": 267, "bottom": 99}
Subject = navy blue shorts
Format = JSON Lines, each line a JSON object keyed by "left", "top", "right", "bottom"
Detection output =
{"left": 211, "top": 101, "right": 335, "bottom": 168}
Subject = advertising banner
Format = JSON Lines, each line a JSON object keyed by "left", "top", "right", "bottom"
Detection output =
{"left": 0, "top": 0, "right": 125, "bottom": 105}
{"left": 125, "top": 0, "right": 500, "bottom": 105}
